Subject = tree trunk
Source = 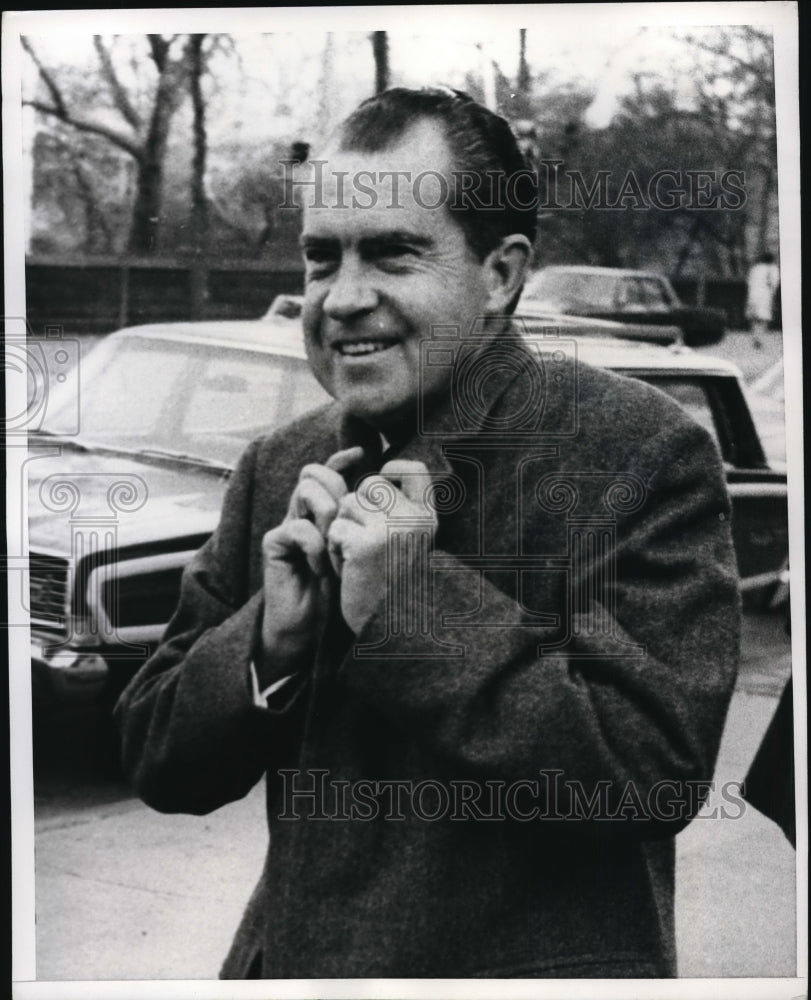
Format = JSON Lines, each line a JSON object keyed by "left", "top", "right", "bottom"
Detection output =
{"left": 188, "top": 35, "right": 208, "bottom": 253}
{"left": 127, "top": 114, "right": 173, "bottom": 252}
{"left": 187, "top": 35, "right": 209, "bottom": 317}
{"left": 127, "top": 46, "right": 188, "bottom": 254}
{"left": 517, "top": 29, "right": 530, "bottom": 95}
{"left": 371, "top": 32, "right": 389, "bottom": 94}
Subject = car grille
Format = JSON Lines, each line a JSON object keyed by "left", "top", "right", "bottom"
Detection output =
{"left": 29, "top": 552, "right": 70, "bottom": 635}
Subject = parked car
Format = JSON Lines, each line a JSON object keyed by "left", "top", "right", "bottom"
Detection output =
{"left": 28, "top": 318, "right": 787, "bottom": 712}
{"left": 264, "top": 292, "right": 684, "bottom": 343}
{"left": 521, "top": 266, "right": 727, "bottom": 347}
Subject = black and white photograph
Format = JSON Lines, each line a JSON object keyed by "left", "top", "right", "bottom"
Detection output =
{"left": 4, "top": 4, "right": 805, "bottom": 998}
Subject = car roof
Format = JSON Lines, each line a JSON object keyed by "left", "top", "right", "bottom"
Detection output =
{"left": 534, "top": 265, "right": 667, "bottom": 280}
{"left": 110, "top": 319, "right": 741, "bottom": 377}
{"left": 111, "top": 319, "right": 309, "bottom": 357}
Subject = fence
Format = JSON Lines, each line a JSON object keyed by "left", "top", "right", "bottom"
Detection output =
{"left": 23, "top": 257, "right": 753, "bottom": 336}
{"left": 24, "top": 255, "right": 305, "bottom": 335}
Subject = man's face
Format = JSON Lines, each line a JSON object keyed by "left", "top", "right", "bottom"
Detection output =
{"left": 300, "top": 119, "right": 493, "bottom": 432}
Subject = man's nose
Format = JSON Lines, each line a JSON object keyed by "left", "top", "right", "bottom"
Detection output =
{"left": 322, "top": 261, "right": 378, "bottom": 320}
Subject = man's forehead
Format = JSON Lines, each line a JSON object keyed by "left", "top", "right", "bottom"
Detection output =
{"left": 299, "top": 119, "right": 456, "bottom": 210}
{"left": 319, "top": 117, "right": 454, "bottom": 173}
{"left": 300, "top": 125, "right": 461, "bottom": 234}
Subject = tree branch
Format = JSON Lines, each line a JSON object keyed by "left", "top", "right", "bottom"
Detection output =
{"left": 23, "top": 99, "right": 143, "bottom": 159}
{"left": 684, "top": 34, "right": 771, "bottom": 80}
{"left": 21, "top": 37, "right": 68, "bottom": 117}
{"left": 148, "top": 34, "right": 174, "bottom": 72}
{"left": 93, "top": 36, "right": 142, "bottom": 132}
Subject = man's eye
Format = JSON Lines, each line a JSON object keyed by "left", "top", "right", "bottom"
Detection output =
{"left": 304, "top": 248, "right": 338, "bottom": 273}
{"left": 375, "top": 245, "right": 418, "bottom": 268}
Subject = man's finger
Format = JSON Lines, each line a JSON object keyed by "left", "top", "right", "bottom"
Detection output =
{"left": 299, "top": 462, "right": 352, "bottom": 497}
{"left": 379, "top": 460, "right": 435, "bottom": 511}
{"left": 336, "top": 488, "right": 372, "bottom": 525}
{"left": 326, "top": 515, "right": 363, "bottom": 577}
{"left": 288, "top": 477, "right": 341, "bottom": 536}
{"left": 263, "top": 518, "right": 327, "bottom": 576}
{"left": 325, "top": 446, "right": 366, "bottom": 474}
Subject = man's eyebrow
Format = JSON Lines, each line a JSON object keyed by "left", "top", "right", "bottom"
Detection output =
{"left": 299, "top": 231, "right": 435, "bottom": 251}
{"left": 360, "top": 232, "right": 434, "bottom": 250}
{"left": 299, "top": 234, "right": 337, "bottom": 249}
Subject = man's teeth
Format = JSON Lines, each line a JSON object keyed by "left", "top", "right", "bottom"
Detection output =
{"left": 338, "top": 341, "right": 393, "bottom": 356}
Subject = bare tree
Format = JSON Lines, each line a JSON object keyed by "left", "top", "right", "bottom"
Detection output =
{"left": 683, "top": 26, "right": 777, "bottom": 260}
{"left": 23, "top": 34, "right": 196, "bottom": 253}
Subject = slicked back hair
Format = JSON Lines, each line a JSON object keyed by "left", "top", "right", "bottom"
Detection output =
{"left": 335, "top": 87, "right": 538, "bottom": 262}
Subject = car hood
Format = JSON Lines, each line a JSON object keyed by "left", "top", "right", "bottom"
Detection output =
{"left": 27, "top": 444, "right": 228, "bottom": 556}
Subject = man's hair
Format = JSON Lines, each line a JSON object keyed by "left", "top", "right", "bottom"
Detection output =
{"left": 336, "top": 87, "right": 538, "bottom": 261}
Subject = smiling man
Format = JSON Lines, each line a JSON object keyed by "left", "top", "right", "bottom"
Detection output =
{"left": 116, "top": 88, "right": 741, "bottom": 980}
{"left": 299, "top": 114, "right": 531, "bottom": 430}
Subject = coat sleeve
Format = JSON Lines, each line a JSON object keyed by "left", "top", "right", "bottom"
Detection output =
{"left": 114, "top": 439, "right": 303, "bottom": 815}
{"left": 340, "top": 416, "right": 741, "bottom": 834}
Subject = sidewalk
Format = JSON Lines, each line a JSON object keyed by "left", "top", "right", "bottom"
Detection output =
{"left": 34, "top": 785, "right": 266, "bottom": 980}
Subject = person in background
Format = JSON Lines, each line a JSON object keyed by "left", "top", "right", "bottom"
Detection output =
{"left": 746, "top": 251, "right": 780, "bottom": 349}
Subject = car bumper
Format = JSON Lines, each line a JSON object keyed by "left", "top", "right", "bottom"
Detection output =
{"left": 32, "top": 638, "right": 109, "bottom": 706}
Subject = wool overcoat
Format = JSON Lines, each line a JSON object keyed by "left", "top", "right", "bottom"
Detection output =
{"left": 116, "top": 338, "right": 741, "bottom": 979}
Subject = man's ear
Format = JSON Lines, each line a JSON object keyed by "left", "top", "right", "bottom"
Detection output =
{"left": 482, "top": 234, "right": 532, "bottom": 315}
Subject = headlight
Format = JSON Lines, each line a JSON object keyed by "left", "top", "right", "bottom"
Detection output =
{"left": 32, "top": 643, "right": 109, "bottom": 705}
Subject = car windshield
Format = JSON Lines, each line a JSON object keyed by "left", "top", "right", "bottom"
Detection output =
{"left": 523, "top": 271, "right": 617, "bottom": 310}
{"left": 39, "top": 334, "right": 331, "bottom": 468}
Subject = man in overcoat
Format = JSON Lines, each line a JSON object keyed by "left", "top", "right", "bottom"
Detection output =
{"left": 116, "top": 88, "right": 741, "bottom": 979}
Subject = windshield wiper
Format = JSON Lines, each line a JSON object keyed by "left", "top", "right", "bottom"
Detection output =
{"left": 32, "top": 432, "right": 233, "bottom": 471}
{"left": 30, "top": 429, "right": 92, "bottom": 451}
{"left": 134, "top": 447, "right": 232, "bottom": 472}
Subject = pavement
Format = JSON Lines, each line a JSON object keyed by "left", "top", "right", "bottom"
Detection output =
{"left": 674, "top": 611, "right": 797, "bottom": 979}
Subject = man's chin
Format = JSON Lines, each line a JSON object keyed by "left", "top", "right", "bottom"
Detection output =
{"left": 340, "top": 396, "right": 418, "bottom": 437}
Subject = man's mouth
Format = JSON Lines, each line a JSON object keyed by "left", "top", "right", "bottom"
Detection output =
{"left": 333, "top": 339, "right": 398, "bottom": 357}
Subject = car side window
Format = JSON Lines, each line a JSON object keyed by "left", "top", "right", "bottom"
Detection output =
{"left": 619, "top": 279, "right": 647, "bottom": 309}
{"left": 638, "top": 278, "right": 669, "bottom": 308}
{"left": 614, "top": 279, "right": 631, "bottom": 307}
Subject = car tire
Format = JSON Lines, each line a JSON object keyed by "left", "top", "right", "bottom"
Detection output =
{"left": 681, "top": 323, "right": 725, "bottom": 348}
